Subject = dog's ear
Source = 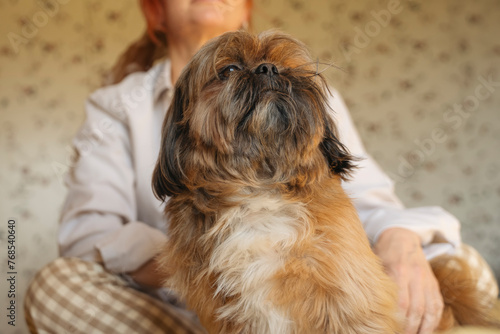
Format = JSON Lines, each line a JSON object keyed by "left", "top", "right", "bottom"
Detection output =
{"left": 152, "top": 77, "right": 190, "bottom": 201}
{"left": 320, "top": 117, "right": 357, "bottom": 180}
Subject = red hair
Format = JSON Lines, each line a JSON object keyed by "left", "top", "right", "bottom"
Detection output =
{"left": 140, "top": 0, "right": 167, "bottom": 46}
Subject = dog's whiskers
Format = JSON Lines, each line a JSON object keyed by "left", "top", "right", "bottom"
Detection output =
{"left": 292, "top": 61, "right": 345, "bottom": 78}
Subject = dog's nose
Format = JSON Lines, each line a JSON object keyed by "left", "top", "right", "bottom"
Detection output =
{"left": 255, "top": 63, "right": 279, "bottom": 76}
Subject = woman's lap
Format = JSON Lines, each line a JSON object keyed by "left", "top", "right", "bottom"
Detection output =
{"left": 24, "top": 257, "right": 206, "bottom": 334}
{"left": 24, "top": 244, "right": 498, "bottom": 333}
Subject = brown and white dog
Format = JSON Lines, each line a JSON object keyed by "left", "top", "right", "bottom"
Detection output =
{"left": 152, "top": 30, "right": 497, "bottom": 334}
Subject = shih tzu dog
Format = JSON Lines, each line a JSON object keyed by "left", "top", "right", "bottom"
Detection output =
{"left": 152, "top": 30, "right": 497, "bottom": 333}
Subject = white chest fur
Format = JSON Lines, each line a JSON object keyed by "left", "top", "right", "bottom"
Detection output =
{"left": 204, "top": 194, "right": 311, "bottom": 332}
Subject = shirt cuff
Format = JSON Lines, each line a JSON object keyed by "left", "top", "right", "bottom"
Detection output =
{"left": 95, "top": 221, "right": 167, "bottom": 273}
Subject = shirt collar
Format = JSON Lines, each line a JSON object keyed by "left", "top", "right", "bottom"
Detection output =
{"left": 152, "top": 58, "right": 173, "bottom": 103}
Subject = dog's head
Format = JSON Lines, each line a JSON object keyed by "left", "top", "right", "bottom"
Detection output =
{"left": 153, "top": 30, "right": 355, "bottom": 200}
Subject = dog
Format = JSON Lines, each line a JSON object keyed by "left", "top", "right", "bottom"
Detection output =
{"left": 152, "top": 30, "right": 498, "bottom": 333}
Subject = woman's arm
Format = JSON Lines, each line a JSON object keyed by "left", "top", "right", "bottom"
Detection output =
{"left": 328, "top": 88, "right": 461, "bottom": 254}
{"left": 59, "top": 79, "right": 167, "bottom": 275}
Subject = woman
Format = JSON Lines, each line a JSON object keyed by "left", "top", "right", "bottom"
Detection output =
{"left": 24, "top": 0, "right": 498, "bottom": 333}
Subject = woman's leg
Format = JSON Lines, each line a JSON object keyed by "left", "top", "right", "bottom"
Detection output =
{"left": 24, "top": 257, "right": 207, "bottom": 334}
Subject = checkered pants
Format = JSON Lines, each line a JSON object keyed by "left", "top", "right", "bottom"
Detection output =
{"left": 24, "top": 257, "right": 207, "bottom": 334}
{"left": 24, "top": 245, "right": 498, "bottom": 334}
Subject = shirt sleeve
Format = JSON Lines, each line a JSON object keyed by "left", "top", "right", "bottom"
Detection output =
{"left": 58, "top": 90, "right": 167, "bottom": 274}
{"left": 328, "top": 88, "right": 461, "bottom": 259}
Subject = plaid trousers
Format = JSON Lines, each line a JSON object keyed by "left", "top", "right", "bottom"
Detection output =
{"left": 24, "top": 244, "right": 498, "bottom": 334}
{"left": 24, "top": 257, "right": 207, "bottom": 334}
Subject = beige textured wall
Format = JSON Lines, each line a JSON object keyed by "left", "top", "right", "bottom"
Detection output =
{"left": 0, "top": 0, "right": 499, "bottom": 332}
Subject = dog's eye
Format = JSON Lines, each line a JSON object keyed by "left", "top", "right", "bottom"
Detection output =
{"left": 219, "top": 65, "right": 242, "bottom": 80}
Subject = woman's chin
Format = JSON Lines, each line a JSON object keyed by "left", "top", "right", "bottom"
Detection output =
{"left": 191, "top": 0, "right": 224, "bottom": 3}
{"left": 189, "top": 7, "right": 244, "bottom": 33}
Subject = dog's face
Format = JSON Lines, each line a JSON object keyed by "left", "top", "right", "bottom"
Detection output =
{"left": 153, "top": 31, "right": 354, "bottom": 200}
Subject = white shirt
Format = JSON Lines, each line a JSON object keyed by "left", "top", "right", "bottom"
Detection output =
{"left": 59, "top": 60, "right": 461, "bottom": 274}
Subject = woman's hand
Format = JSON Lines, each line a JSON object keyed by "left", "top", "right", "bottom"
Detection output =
{"left": 374, "top": 228, "right": 444, "bottom": 334}
{"left": 128, "top": 258, "right": 166, "bottom": 289}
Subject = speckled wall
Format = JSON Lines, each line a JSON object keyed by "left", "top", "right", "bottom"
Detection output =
{"left": 0, "top": 0, "right": 499, "bottom": 333}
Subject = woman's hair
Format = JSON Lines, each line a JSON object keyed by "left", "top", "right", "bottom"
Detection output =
{"left": 106, "top": 0, "right": 168, "bottom": 85}
{"left": 106, "top": 0, "right": 253, "bottom": 86}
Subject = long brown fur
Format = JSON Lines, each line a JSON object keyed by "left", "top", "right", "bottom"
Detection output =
{"left": 431, "top": 256, "right": 500, "bottom": 331}
{"left": 152, "top": 30, "right": 497, "bottom": 333}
